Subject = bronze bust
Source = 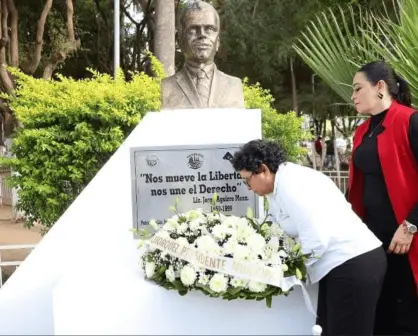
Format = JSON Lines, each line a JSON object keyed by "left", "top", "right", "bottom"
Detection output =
{"left": 161, "top": 1, "right": 245, "bottom": 109}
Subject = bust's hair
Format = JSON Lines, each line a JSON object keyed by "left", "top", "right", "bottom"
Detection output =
{"left": 177, "top": 1, "right": 220, "bottom": 34}
{"left": 231, "top": 139, "right": 287, "bottom": 174}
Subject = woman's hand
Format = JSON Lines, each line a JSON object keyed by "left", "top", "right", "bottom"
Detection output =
{"left": 388, "top": 223, "right": 413, "bottom": 254}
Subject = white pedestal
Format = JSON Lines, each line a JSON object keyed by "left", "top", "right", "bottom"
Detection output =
{"left": 0, "top": 108, "right": 318, "bottom": 335}
{"left": 53, "top": 260, "right": 318, "bottom": 335}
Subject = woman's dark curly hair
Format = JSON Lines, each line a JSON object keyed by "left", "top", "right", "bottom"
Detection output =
{"left": 231, "top": 139, "right": 287, "bottom": 174}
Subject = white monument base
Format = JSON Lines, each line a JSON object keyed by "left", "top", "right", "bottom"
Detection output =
{"left": 53, "top": 260, "right": 318, "bottom": 335}
{"left": 0, "top": 109, "right": 318, "bottom": 335}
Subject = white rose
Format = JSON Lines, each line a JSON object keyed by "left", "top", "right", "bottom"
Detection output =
{"left": 209, "top": 274, "right": 228, "bottom": 293}
{"left": 145, "top": 262, "right": 156, "bottom": 278}
{"left": 248, "top": 280, "right": 267, "bottom": 293}
{"left": 180, "top": 265, "right": 197, "bottom": 286}
{"left": 165, "top": 266, "right": 176, "bottom": 282}
{"left": 245, "top": 233, "right": 266, "bottom": 252}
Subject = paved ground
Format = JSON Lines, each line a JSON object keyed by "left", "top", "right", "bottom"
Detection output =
{"left": 0, "top": 206, "right": 42, "bottom": 282}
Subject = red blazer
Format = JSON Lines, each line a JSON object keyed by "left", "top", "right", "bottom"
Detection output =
{"left": 348, "top": 100, "right": 418, "bottom": 289}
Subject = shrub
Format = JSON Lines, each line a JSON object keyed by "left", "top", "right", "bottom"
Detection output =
{"left": 243, "top": 79, "right": 310, "bottom": 160}
{"left": 1, "top": 60, "right": 308, "bottom": 233}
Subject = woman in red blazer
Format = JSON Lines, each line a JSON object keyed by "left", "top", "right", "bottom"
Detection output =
{"left": 349, "top": 60, "right": 418, "bottom": 335}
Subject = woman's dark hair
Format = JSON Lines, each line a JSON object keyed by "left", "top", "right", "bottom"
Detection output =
{"left": 231, "top": 139, "right": 287, "bottom": 174}
{"left": 358, "top": 60, "right": 412, "bottom": 107}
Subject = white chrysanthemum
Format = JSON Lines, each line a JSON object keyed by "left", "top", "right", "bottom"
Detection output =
{"left": 195, "top": 235, "right": 221, "bottom": 255}
{"left": 145, "top": 262, "right": 156, "bottom": 278}
{"left": 163, "top": 216, "right": 179, "bottom": 231}
{"left": 235, "top": 221, "right": 256, "bottom": 242}
{"left": 198, "top": 273, "right": 210, "bottom": 286}
{"left": 230, "top": 278, "right": 249, "bottom": 288}
{"left": 223, "top": 237, "right": 239, "bottom": 255}
{"left": 212, "top": 224, "right": 232, "bottom": 241}
{"left": 189, "top": 219, "right": 202, "bottom": 231}
{"left": 282, "top": 264, "right": 289, "bottom": 272}
{"left": 245, "top": 233, "right": 266, "bottom": 252}
{"left": 233, "top": 244, "right": 251, "bottom": 261}
{"left": 180, "top": 265, "right": 197, "bottom": 286}
{"left": 248, "top": 280, "right": 267, "bottom": 293}
{"left": 270, "top": 223, "right": 284, "bottom": 237}
{"left": 177, "top": 222, "right": 189, "bottom": 234}
{"left": 165, "top": 266, "right": 176, "bottom": 282}
{"left": 209, "top": 274, "right": 228, "bottom": 293}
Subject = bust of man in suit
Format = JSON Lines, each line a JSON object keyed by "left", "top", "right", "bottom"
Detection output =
{"left": 161, "top": 1, "right": 245, "bottom": 109}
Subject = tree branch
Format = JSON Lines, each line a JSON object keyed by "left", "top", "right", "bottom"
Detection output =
{"left": 123, "top": 6, "right": 139, "bottom": 25}
{"left": 23, "top": 0, "right": 53, "bottom": 74}
{"left": 43, "top": 0, "right": 80, "bottom": 79}
{"left": 93, "top": 0, "right": 108, "bottom": 27}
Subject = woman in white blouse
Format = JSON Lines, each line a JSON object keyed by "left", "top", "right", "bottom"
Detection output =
{"left": 232, "top": 139, "right": 386, "bottom": 336}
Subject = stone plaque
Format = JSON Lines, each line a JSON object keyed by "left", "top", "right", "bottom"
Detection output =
{"left": 130, "top": 144, "right": 259, "bottom": 230}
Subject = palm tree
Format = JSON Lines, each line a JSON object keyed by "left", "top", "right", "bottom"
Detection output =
{"left": 361, "top": 0, "right": 418, "bottom": 105}
{"left": 292, "top": 1, "right": 416, "bottom": 105}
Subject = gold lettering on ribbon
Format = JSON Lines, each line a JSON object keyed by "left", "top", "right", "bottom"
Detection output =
{"left": 147, "top": 232, "right": 283, "bottom": 287}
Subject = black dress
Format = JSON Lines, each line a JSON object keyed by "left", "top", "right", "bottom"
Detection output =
{"left": 353, "top": 110, "right": 418, "bottom": 335}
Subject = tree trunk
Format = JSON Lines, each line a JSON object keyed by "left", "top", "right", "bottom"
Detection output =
{"left": 290, "top": 57, "right": 298, "bottom": 116}
{"left": 43, "top": 0, "right": 80, "bottom": 80}
{"left": 23, "top": 0, "right": 53, "bottom": 75}
{"left": 154, "top": 0, "right": 175, "bottom": 76}
{"left": 7, "top": 0, "right": 18, "bottom": 67}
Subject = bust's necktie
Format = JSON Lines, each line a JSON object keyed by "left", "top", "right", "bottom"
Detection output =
{"left": 196, "top": 69, "right": 210, "bottom": 107}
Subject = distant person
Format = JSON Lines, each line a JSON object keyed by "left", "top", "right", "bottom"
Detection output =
{"left": 324, "top": 137, "right": 335, "bottom": 169}
{"left": 349, "top": 60, "right": 418, "bottom": 335}
{"left": 314, "top": 136, "right": 323, "bottom": 156}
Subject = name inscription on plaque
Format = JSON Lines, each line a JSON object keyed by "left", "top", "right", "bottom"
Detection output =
{"left": 130, "top": 144, "right": 259, "bottom": 230}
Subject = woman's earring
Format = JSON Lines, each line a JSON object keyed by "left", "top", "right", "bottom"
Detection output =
{"left": 378, "top": 92, "right": 383, "bottom": 99}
